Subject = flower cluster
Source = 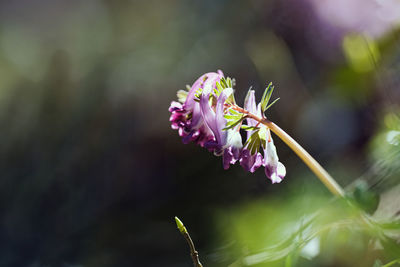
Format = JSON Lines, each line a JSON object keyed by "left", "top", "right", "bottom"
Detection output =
{"left": 169, "top": 71, "right": 286, "bottom": 183}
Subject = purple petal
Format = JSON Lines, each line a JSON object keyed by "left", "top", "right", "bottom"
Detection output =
{"left": 244, "top": 90, "right": 258, "bottom": 127}
{"left": 199, "top": 86, "right": 231, "bottom": 147}
{"left": 199, "top": 91, "right": 220, "bottom": 142}
{"left": 215, "top": 89, "right": 232, "bottom": 146}
{"left": 223, "top": 149, "right": 233, "bottom": 170}
{"left": 185, "top": 71, "right": 224, "bottom": 110}
{"left": 243, "top": 90, "right": 263, "bottom": 141}
{"left": 263, "top": 140, "right": 286, "bottom": 183}
{"left": 240, "top": 149, "right": 263, "bottom": 173}
{"left": 266, "top": 163, "right": 285, "bottom": 184}
{"left": 182, "top": 130, "right": 197, "bottom": 144}
{"left": 190, "top": 102, "right": 203, "bottom": 129}
{"left": 277, "top": 162, "right": 286, "bottom": 179}
{"left": 222, "top": 147, "right": 239, "bottom": 170}
{"left": 169, "top": 101, "right": 183, "bottom": 112}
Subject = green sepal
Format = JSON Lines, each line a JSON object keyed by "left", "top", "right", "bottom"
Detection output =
{"left": 223, "top": 115, "right": 245, "bottom": 131}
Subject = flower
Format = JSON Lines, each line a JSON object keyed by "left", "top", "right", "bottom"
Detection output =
{"left": 263, "top": 138, "right": 286, "bottom": 184}
{"left": 240, "top": 90, "right": 263, "bottom": 173}
{"left": 169, "top": 71, "right": 285, "bottom": 183}
{"left": 239, "top": 89, "right": 286, "bottom": 183}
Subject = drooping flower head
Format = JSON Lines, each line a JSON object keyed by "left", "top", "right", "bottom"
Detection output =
{"left": 169, "top": 71, "right": 224, "bottom": 147}
{"left": 169, "top": 72, "right": 285, "bottom": 183}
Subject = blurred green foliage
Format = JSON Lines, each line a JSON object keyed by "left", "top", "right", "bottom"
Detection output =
{"left": 209, "top": 185, "right": 400, "bottom": 266}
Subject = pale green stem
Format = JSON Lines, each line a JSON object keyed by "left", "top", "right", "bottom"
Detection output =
{"left": 233, "top": 106, "right": 345, "bottom": 197}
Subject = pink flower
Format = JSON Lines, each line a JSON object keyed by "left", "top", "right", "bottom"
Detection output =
{"left": 169, "top": 71, "right": 285, "bottom": 183}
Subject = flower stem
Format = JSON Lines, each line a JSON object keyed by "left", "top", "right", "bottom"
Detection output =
{"left": 233, "top": 105, "right": 345, "bottom": 197}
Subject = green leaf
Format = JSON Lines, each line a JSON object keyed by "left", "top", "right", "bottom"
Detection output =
{"left": 259, "top": 126, "right": 267, "bottom": 141}
{"left": 214, "top": 77, "right": 234, "bottom": 98}
{"left": 244, "top": 129, "right": 257, "bottom": 146}
{"left": 227, "top": 91, "right": 236, "bottom": 105}
{"left": 229, "top": 109, "right": 240, "bottom": 115}
{"left": 241, "top": 125, "right": 259, "bottom": 131}
{"left": 261, "top": 138, "right": 266, "bottom": 149}
{"left": 224, "top": 108, "right": 243, "bottom": 121}
{"left": 244, "top": 130, "right": 261, "bottom": 155}
{"left": 220, "top": 77, "right": 228, "bottom": 88}
{"left": 265, "top": 97, "right": 280, "bottom": 111}
{"left": 261, "top": 82, "right": 274, "bottom": 113}
{"left": 226, "top": 77, "right": 232, "bottom": 87}
{"left": 224, "top": 114, "right": 242, "bottom": 120}
{"left": 216, "top": 82, "right": 223, "bottom": 95}
{"left": 251, "top": 138, "right": 261, "bottom": 155}
{"left": 223, "top": 116, "right": 244, "bottom": 131}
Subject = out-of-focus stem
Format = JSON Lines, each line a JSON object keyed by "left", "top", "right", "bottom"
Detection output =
{"left": 232, "top": 105, "right": 345, "bottom": 197}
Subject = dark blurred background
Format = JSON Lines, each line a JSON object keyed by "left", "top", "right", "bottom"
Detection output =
{"left": 0, "top": 0, "right": 399, "bottom": 266}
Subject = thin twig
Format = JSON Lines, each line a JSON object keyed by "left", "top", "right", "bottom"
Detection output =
{"left": 175, "top": 217, "right": 203, "bottom": 267}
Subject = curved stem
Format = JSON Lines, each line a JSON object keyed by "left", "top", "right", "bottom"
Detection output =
{"left": 232, "top": 105, "right": 345, "bottom": 197}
